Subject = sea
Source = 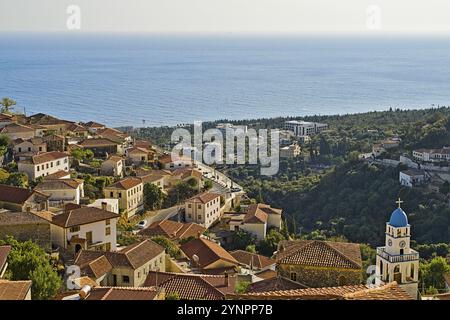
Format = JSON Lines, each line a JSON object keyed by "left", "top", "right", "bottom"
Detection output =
{"left": 1, "top": 33, "right": 450, "bottom": 127}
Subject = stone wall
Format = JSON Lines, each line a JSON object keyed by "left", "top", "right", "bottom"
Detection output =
{"left": 0, "top": 222, "right": 51, "bottom": 250}
{"left": 278, "top": 264, "right": 362, "bottom": 288}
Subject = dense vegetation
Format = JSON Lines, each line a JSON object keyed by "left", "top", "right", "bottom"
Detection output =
{"left": 0, "top": 237, "right": 62, "bottom": 300}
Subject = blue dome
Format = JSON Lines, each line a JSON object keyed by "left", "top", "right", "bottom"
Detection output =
{"left": 389, "top": 208, "right": 408, "bottom": 227}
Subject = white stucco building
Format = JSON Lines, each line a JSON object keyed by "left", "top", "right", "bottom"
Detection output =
{"left": 399, "top": 170, "right": 426, "bottom": 188}
{"left": 18, "top": 151, "right": 69, "bottom": 180}
{"left": 50, "top": 206, "right": 119, "bottom": 253}
{"left": 285, "top": 120, "right": 328, "bottom": 137}
{"left": 35, "top": 179, "right": 84, "bottom": 207}
{"left": 185, "top": 192, "right": 221, "bottom": 228}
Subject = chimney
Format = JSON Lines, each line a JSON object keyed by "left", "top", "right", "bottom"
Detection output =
{"left": 224, "top": 272, "right": 229, "bottom": 287}
{"left": 101, "top": 202, "right": 108, "bottom": 211}
{"left": 78, "top": 285, "right": 91, "bottom": 300}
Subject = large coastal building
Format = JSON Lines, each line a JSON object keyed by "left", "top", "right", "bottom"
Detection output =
{"left": 376, "top": 200, "right": 419, "bottom": 299}
{"left": 285, "top": 120, "right": 328, "bottom": 137}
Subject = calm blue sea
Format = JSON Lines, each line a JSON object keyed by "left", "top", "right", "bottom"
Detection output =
{"left": 1, "top": 33, "right": 450, "bottom": 127}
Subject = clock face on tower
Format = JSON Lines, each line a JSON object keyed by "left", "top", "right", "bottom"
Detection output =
{"left": 388, "top": 239, "right": 392, "bottom": 246}
{"left": 400, "top": 240, "right": 406, "bottom": 248}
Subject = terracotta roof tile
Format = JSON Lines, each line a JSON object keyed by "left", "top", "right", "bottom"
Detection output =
{"left": 230, "top": 250, "right": 275, "bottom": 270}
{"left": 0, "top": 123, "right": 34, "bottom": 133}
{"left": 79, "top": 138, "right": 120, "bottom": 148}
{"left": 246, "top": 276, "right": 307, "bottom": 293}
{"left": 180, "top": 238, "right": 238, "bottom": 269}
{"left": 139, "top": 220, "right": 206, "bottom": 241}
{"left": 0, "top": 184, "right": 47, "bottom": 204}
{"left": 254, "top": 269, "right": 277, "bottom": 280}
{"left": 276, "top": 240, "right": 362, "bottom": 269}
{"left": 85, "top": 286, "right": 161, "bottom": 300}
{"left": 144, "top": 271, "right": 236, "bottom": 300}
{"left": 105, "top": 177, "right": 142, "bottom": 190}
{"left": 0, "top": 245, "right": 11, "bottom": 272}
{"left": 36, "top": 179, "right": 83, "bottom": 191}
{"left": 158, "top": 154, "right": 192, "bottom": 164}
{"left": 76, "top": 240, "right": 164, "bottom": 270}
{"left": 0, "top": 280, "right": 32, "bottom": 300}
{"left": 0, "top": 211, "right": 49, "bottom": 226}
{"left": 187, "top": 192, "right": 221, "bottom": 204}
{"left": 25, "top": 151, "right": 68, "bottom": 165}
{"left": 51, "top": 206, "right": 119, "bottom": 228}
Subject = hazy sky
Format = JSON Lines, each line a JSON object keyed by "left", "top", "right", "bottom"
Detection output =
{"left": 2, "top": 0, "right": 450, "bottom": 33}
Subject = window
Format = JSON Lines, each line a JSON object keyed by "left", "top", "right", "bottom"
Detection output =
{"left": 122, "top": 275, "right": 130, "bottom": 283}
{"left": 70, "top": 226, "right": 80, "bottom": 232}
{"left": 188, "top": 204, "right": 192, "bottom": 208}
{"left": 18, "top": 147, "right": 22, "bottom": 152}
{"left": 198, "top": 215, "right": 202, "bottom": 220}
{"left": 138, "top": 272, "right": 141, "bottom": 278}
{"left": 106, "top": 219, "right": 110, "bottom": 225}
{"left": 290, "top": 272, "right": 297, "bottom": 281}
{"left": 50, "top": 162, "right": 54, "bottom": 168}
{"left": 39, "top": 147, "right": 42, "bottom": 151}
{"left": 64, "top": 158, "right": 68, "bottom": 163}
{"left": 110, "top": 192, "right": 113, "bottom": 197}
{"left": 198, "top": 204, "right": 201, "bottom": 209}
{"left": 188, "top": 214, "right": 192, "bottom": 219}
{"left": 46, "top": 163, "right": 49, "bottom": 169}
{"left": 118, "top": 192, "right": 122, "bottom": 198}
{"left": 105, "top": 242, "right": 111, "bottom": 251}
{"left": 56, "top": 160, "right": 60, "bottom": 165}
{"left": 37, "top": 166, "right": 40, "bottom": 172}
{"left": 105, "top": 227, "right": 111, "bottom": 236}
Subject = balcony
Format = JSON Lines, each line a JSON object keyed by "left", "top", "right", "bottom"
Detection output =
{"left": 377, "top": 247, "right": 419, "bottom": 263}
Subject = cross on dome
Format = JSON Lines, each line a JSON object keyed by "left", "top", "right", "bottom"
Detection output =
{"left": 396, "top": 198, "right": 403, "bottom": 208}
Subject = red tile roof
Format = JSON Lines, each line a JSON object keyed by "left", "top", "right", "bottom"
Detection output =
{"left": 246, "top": 276, "right": 307, "bottom": 293}
{"left": 75, "top": 240, "right": 165, "bottom": 270}
{"left": 0, "top": 245, "right": 11, "bottom": 272}
{"left": 105, "top": 177, "right": 142, "bottom": 190}
{"left": 79, "top": 138, "right": 120, "bottom": 148}
{"left": 144, "top": 271, "right": 236, "bottom": 300}
{"left": 75, "top": 254, "right": 113, "bottom": 280}
{"left": 158, "top": 154, "right": 192, "bottom": 164}
{"left": 85, "top": 286, "right": 162, "bottom": 300}
{"left": 276, "top": 240, "right": 362, "bottom": 269}
{"left": 139, "top": 220, "right": 206, "bottom": 241}
{"left": 230, "top": 250, "right": 275, "bottom": 270}
{"left": 228, "top": 282, "right": 414, "bottom": 300}
{"left": 27, "top": 151, "right": 68, "bottom": 165}
{"left": 0, "top": 280, "right": 32, "bottom": 300}
{"left": 180, "top": 238, "right": 238, "bottom": 269}
{"left": 0, "top": 184, "right": 49, "bottom": 204}
{"left": 51, "top": 206, "right": 119, "bottom": 228}
{"left": 187, "top": 192, "right": 221, "bottom": 204}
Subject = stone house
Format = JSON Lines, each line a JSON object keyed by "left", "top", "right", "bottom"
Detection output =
{"left": 275, "top": 240, "right": 362, "bottom": 288}
{"left": 74, "top": 239, "right": 166, "bottom": 287}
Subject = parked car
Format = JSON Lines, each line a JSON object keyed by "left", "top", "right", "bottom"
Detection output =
{"left": 137, "top": 220, "right": 148, "bottom": 229}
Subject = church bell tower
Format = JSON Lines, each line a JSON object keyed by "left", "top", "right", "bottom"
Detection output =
{"left": 376, "top": 198, "right": 419, "bottom": 299}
